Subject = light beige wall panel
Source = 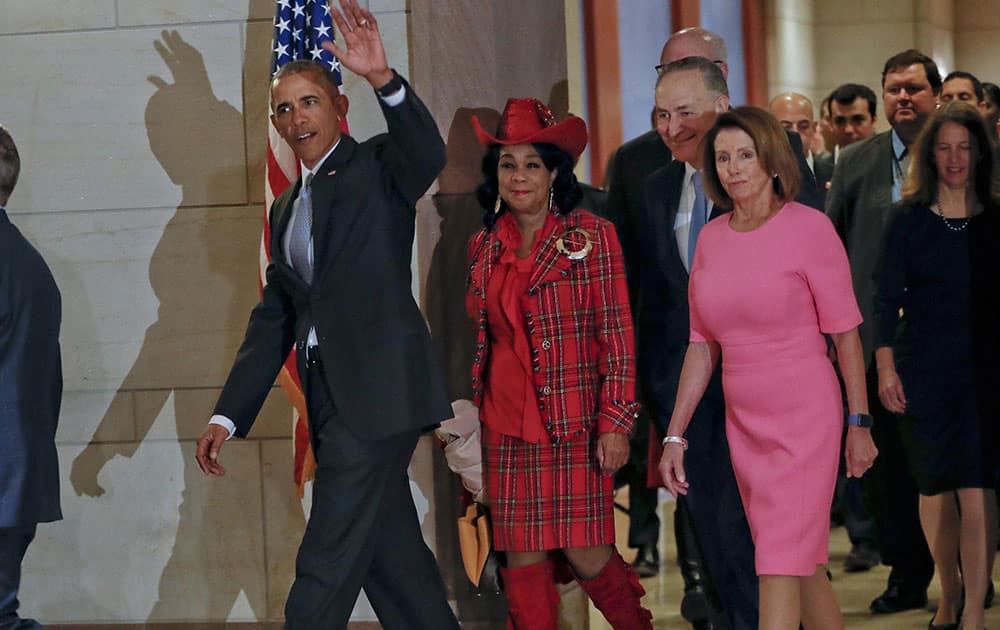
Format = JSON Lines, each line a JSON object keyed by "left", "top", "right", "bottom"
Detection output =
{"left": 814, "top": 24, "right": 915, "bottom": 88}
{"left": 0, "top": 25, "right": 246, "bottom": 214}
{"left": 955, "top": 30, "right": 1000, "bottom": 81}
{"left": 13, "top": 205, "right": 262, "bottom": 392}
{"left": 916, "top": 0, "right": 955, "bottom": 29}
{"left": 0, "top": 0, "right": 116, "bottom": 35}
{"left": 22, "top": 440, "right": 266, "bottom": 623}
{"left": 811, "top": 0, "right": 865, "bottom": 25}
{"left": 862, "top": 0, "right": 916, "bottom": 21}
{"left": 916, "top": 23, "right": 955, "bottom": 74}
{"left": 955, "top": 0, "right": 1000, "bottom": 29}
{"left": 767, "top": 17, "right": 818, "bottom": 91}
{"left": 118, "top": 0, "right": 274, "bottom": 26}
{"left": 244, "top": 20, "right": 274, "bottom": 205}
{"left": 56, "top": 389, "right": 136, "bottom": 444}
{"left": 765, "top": 0, "right": 815, "bottom": 22}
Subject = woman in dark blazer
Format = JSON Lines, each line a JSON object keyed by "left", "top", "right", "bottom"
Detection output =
{"left": 874, "top": 102, "right": 998, "bottom": 630}
{"left": 466, "top": 98, "right": 651, "bottom": 630}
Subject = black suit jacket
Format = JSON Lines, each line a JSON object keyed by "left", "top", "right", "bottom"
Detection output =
{"left": 605, "top": 130, "right": 673, "bottom": 307}
{"left": 636, "top": 162, "right": 726, "bottom": 435}
{"left": 813, "top": 151, "right": 834, "bottom": 209}
{"left": 214, "top": 76, "right": 452, "bottom": 441}
{"left": 0, "top": 208, "right": 63, "bottom": 527}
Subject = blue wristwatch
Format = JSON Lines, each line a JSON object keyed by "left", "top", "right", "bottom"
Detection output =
{"left": 847, "top": 413, "right": 874, "bottom": 428}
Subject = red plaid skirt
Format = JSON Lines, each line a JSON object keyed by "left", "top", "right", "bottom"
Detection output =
{"left": 483, "top": 425, "right": 616, "bottom": 552}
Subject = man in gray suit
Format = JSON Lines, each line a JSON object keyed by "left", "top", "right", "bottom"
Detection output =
{"left": 0, "top": 126, "right": 63, "bottom": 630}
{"left": 825, "top": 48, "right": 940, "bottom": 615}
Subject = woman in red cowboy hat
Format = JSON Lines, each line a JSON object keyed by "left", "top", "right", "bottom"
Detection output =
{"left": 466, "top": 98, "right": 652, "bottom": 630}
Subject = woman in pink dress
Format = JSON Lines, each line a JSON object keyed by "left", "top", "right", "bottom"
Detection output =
{"left": 658, "top": 107, "right": 878, "bottom": 630}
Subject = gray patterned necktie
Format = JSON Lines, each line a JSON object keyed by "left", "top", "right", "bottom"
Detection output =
{"left": 288, "top": 173, "right": 314, "bottom": 284}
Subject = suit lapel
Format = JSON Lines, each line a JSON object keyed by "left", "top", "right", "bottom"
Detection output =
{"left": 526, "top": 213, "right": 576, "bottom": 293}
{"left": 656, "top": 161, "right": 687, "bottom": 279}
{"left": 270, "top": 183, "right": 300, "bottom": 264}
{"left": 310, "top": 136, "right": 358, "bottom": 270}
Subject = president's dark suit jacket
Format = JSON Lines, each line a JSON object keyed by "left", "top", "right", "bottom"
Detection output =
{"left": 824, "top": 130, "right": 895, "bottom": 365}
{"left": 0, "top": 208, "right": 63, "bottom": 528}
{"left": 214, "top": 76, "right": 452, "bottom": 441}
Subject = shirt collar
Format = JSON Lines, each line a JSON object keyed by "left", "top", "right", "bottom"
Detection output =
{"left": 300, "top": 137, "right": 341, "bottom": 185}
{"left": 684, "top": 161, "right": 699, "bottom": 184}
{"left": 891, "top": 128, "right": 907, "bottom": 159}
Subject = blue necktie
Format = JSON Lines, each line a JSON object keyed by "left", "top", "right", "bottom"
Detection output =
{"left": 288, "top": 174, "right": 314, "bottom": 284}
{"left": 688, "top": 171, "right": 707, "bottom": 269}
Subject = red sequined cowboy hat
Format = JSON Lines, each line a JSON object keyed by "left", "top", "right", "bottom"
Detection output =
{"left": 472, "top": 98, "right": 588, "bottom": 161}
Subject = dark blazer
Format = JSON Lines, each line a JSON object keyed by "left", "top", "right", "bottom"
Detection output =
{"left": 824, "top": 130, "right": 895, "bottom": 365}
{"left": 214, "top": 76, "right": 452, "bottom": 441}
{"left": 604, "top": 130, "right": 673, "bottom": 306}
{"left": 813, "top": 151, "right": 835, "bottom": 208}
{"left": 0, "top": 208, "right": 63, "bottom": 528}
{"left": 637, "top": 162, "right": 725, "bottom": 434}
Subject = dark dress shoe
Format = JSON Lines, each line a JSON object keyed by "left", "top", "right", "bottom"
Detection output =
{"left": 927, "top": 613, "right": 958, "bottom": 630}
{"left": 869, "top": 583, "right": 928, "bottom": 614}
{"left": 843, "top": 543, "right": 881, "bottom": 573}
{"left": 631, "top": 543, "right": 659, "bottom": 578}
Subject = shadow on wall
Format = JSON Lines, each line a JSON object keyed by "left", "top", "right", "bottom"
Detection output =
{"left": 68, "top": 30, "right": 302, "bottom": 622}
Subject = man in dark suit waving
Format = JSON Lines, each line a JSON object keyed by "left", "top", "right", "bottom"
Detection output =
{"left": 0, "top": 126, "right": 63, "bottom": 630}
{"left": 195, "top": 2, "right": 458, "bottom": 628}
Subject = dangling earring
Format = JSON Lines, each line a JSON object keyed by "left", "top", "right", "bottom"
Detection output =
{"left": 548, "top": 187, "right": 555, "bottom": 212}
{"left": 494, "top": 195, "right": 502, "bottom": 214}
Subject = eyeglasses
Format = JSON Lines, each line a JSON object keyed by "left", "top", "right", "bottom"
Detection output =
{"left": 655, "top": 59, "right": 725, "bottom": 75}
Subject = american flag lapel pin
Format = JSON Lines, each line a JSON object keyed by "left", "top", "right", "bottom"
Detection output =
{"left": 327, "top": 169, "right": 337, "bottom": 176}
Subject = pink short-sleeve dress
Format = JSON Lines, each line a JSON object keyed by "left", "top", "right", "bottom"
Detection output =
{"left": 688, "top": 202, "right": 862, "bottom": 576}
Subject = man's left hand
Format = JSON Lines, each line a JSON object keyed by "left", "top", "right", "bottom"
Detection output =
{"left": 596, "top": 432, "right": 630, "bottom": 476}
{"left": 323, "top": 0, "right": 393, "bottom": 89}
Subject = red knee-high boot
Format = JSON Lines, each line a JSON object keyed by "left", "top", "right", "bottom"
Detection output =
{"left": 500, "top": 560, "right": 560, "bottom": 630}
{"left": 575, "top": 550, "right": 654, "bottom": 630}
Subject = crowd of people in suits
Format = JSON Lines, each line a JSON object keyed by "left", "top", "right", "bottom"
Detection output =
{"left": 2, "top": 3, "right": 998, "bottom": 628}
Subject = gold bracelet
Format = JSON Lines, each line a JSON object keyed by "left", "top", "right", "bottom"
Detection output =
{"left": 662, "top": 435, "right": 688, "bottom": 450}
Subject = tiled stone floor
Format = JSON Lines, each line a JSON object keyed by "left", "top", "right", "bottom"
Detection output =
{"left": 590, "top": 487, "right": 1000, "bottom": 629}
{"left": 47, "top": 488, "right": 1000, "bottom": 628}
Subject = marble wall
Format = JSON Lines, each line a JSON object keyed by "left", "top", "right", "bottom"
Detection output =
{"left": 0, "top": 0, "right": 437, "bottom": 624}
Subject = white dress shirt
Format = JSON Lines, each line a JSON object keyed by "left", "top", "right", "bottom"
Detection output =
{"left": 674, "top": 162, "right": 714, "bottom": 273}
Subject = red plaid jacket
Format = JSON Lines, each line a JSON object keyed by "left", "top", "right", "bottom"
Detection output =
{"left": 466, "top": 209, "right": 639, "bottom": 443}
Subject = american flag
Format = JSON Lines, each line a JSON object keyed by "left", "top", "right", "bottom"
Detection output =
{"left": 263, "top": 0, "right": 347, "bottom": 496}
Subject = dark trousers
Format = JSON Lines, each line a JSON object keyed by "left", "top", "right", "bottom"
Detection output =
{"left": 0, "top": 525, "right": 39, "bottom": 630}
{"left": 862, "top": 363, "right": 935, "bottom": 591}
{"left": 618, "top": 410, "right": 660, "bottom": 549}
{"left": 683, "top": 395, "right": 758, "bottom": 630}
{"left": 283, "top": 358, "right": 459, "bottom": 629}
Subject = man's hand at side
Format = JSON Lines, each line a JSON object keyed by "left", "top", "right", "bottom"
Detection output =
{"left": 195, "top": 424, "right": 231, "bottom": 476}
